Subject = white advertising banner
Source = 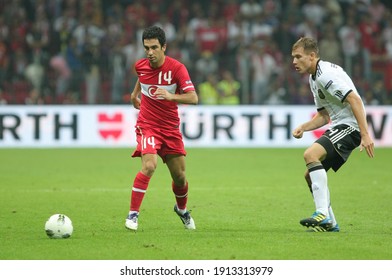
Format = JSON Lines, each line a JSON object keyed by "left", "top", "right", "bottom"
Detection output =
{"left": 0, "top": 105, "right": 391, "bottom": 148}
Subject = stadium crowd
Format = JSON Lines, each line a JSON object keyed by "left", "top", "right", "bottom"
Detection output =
{"left": 0, "top": 0, "right": 392, "bottom": 105}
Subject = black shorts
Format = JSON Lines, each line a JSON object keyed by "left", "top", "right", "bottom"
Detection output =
{"left": 316, "top": 124, "right": 361, "bottom": 172}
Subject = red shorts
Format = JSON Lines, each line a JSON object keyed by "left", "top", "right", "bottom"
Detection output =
{"left": 131, "top": 125, "right": 186, "bottom": 162}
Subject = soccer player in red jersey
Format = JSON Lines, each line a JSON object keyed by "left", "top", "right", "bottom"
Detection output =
{"left": 125, "top": 26, "right": 198, "bottom": 231}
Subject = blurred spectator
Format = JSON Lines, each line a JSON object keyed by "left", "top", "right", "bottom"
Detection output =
{"left": 292, "top": 83, "right": 313, "bottom": 105}
{"left": 100, "top": 15, "right": 123, "bottom": 59}
{"left": 25, "top": 20, "right": 49, "bottom": 61}
{"left": 294, "top": 17, "right": 319, "bottom": 39}
{"left": 109, "top": 40, "right": 127, "bottom": 104}
{"left": 24, "top": 52, "right": 45, "bottom": 92}
{"left": 195, "top": 50, "right": 219, "bottom": 86}
{"left": 222, "top": 0, "right": 240, "bottom": 22}
{"left": 338, "top": 15, "right": 361, "bottom": 76}
{"left": 154, "top": 15, "right": 176, "bottom": 43}
{"left": 49, "top": 54, "right": 71, "bottom": 102}
{"left": 369, "top": 32, "right": 389, "bottom": 72}
{"left": 319, "top": 26, "right": 342, "bottom": 65}
{"left": 167, "top": 0, "right": 189, "bottom": 31}
{"left": 124, "top": 0, "right": 147, "bottom": 27}
{"left": 0, "top": 15, "right": 10, "bottom": 40}
{"left": 72, "top": 15, "right": 105, "bottom": 49}
{"left": 281, "top": 0, "right": 302, "bottom": 25}
{"left": 217, "top": 70, "right": 240, "bottom": 105}
{"left": 51, "top": 17, "right": 72, "bottom": 56}
{"left": 195, "top": 16, "right": 226, "bottom": 55}
{"left": 274, "top": 16, "right": 297, "bottom": 58}
{"left": 198, "top": 73, "right": 219, "bottom": 105}
{"left": 240, "top": 0, "right": 262, "bottom": 23}
{"left": 368, "top": 0, "right": 386, "bottom": 24}
{"left": 250, "top": 12, "right": 276, "bottom": 42}
{"left": 65, "top": 37, "right": 83, "bottom": 100}
{"left": 227, "top": 14, "right": 251, "bottom": 51}
{"left": 301, "top": 0, "right": 326, "bottom": 27}
{"left": 324, "top": 0, "right": 344, "bottom": 28}
{"left": 80, "top": 0, "right": 103, "bottom": 27}
{"left": 9, "top": 48, "right": 28, "bottom": 82}
{"left": 263, "top": 0, "right": 281, "bottom": 17}
{"left": 147, "top": 1, "right": 161, "bottom": 27}
{"left": 82, "top": 42, "right": 102, "bottom": 104}
{"left": 265, "top": 74, "right": 288, "bottom": 105}
{"left": 122, "top": 35, "right": 142, "bottom": 72}
{"left": 372, "top": 77, "right": 389, "bottom": 104}
{"left": 351, "top": 62, "right": 370, "bottom": 98}
{"left": 358, "top": 12, "right": 380, "bottom": 81}
{"left": 226, "top": 15, "right": 250, "bottom": 74}
{"left": 53, "top": 7, "right": 78, "bottom": 33}
{"left": 250, "top": 42, "right": 277, "bottom": 104}
{"left": 281, "top": 60, "right": 305, "bottom": 104}
{"left": 166, "top": 39, "right": 191, "bottom": 68}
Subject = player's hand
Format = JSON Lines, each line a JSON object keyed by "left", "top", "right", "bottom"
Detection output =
{"left": 154, "top": 88, "right": 172, "bottom": 101}
{"left": 359, "top": 134, "right": 375, "bottom": 158}
{"left": 292, "top": 126, "right": 304, "bottom": 139}
{"left": 130, "top": 95, "right": 141, "bottom": 110}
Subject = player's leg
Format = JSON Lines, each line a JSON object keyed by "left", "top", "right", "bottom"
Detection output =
{"left": 312, "top": 125, "right": 360, "bottom": 231}
{"left": 304, "top": 169, "right": 339, "bottom": 231}
{"left": 166, "top": 154, "right": 187, "bottom": 208}
{"left": 304, "top": 169, "right": 312, "bottom": 194}
{"left": 126, "top": 126, "right": 161, "bottom": 231}
{"left": 126, "top": 153, "right": 158, "bottom": 231}
{"left": 300, "top": 142, "right": 333, "bottom": 229}
{"left": 166, "top": 154, "right": 195, "bottom": 230}
{"left": 131, "top": 153, "right": 158, "bottom": 212}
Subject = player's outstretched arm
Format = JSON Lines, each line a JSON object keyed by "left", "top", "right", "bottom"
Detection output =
{"left": 345, "top": 92, "right": 375, "bottom": 158}
{"left": 293, "top": 110, "right": 330, "bottom": 139}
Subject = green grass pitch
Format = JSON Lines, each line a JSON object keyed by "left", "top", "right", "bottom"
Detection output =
{"left": 0, "top": 148, "right": 391, "bottom": 260}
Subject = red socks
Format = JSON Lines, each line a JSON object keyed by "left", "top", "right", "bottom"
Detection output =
{"left": 130, "top": 172, "right": 150, "bottom": 212}
{"left": 172, "top": 181, "right": 188, "bottom": 210}
{"left": 130, "top": 173, "right": 189, "bottom": 212}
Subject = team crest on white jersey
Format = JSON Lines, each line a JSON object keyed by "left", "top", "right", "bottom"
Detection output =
{"left": 146, "top": 85, "right": 162, "bottom": 99}
{"left": 141, "top": 83, "right": 177, "bottom": 100}
{"left": 318, "top": 89, "right": 325, "bottom": 99}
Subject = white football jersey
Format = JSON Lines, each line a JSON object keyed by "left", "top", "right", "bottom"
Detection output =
{"left": 309, "top": 60, "right": 364, "bottom": 130}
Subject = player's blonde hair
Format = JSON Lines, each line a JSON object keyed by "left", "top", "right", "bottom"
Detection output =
{"left": 292, "top": 37, "right": 319, "bottom": 57}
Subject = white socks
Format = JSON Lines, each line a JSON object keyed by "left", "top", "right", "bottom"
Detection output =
{"left": 309, "top": 167, "right": 329, "bottom": 216}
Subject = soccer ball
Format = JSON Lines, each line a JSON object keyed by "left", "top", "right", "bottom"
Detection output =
{"left": 45, "top": 214, "right": 73, "bottom": 239}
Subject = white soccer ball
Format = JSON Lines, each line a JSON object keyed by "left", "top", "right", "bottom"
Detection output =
{"left": 45, "top": 214, "right": 73, "bottom": 239}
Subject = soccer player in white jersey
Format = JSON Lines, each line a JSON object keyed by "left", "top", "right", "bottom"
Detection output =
{"left": 291, "top": 37, "right": 375, "bottom": 232}
{"left": 125, "top": 26, "right": 198, "bottom": 231}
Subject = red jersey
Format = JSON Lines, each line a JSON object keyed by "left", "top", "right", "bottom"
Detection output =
{"left": 135, "top": 56, "right": 195, "bottom": 129}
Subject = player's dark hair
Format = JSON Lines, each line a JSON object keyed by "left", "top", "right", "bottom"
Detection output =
{"left": 292, "top": 37, "right": 319, "bottom": 57}
{"left": 142, "top": 26, "right": 166, "bottom": 47}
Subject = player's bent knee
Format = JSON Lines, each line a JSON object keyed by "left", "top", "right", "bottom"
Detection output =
{"left": 303, "top": 149, "right": 318, "bottom": 163}
{"left": 172, "top": 174, "right": 187, "bottom": 187}
{"left": 142, "top": 162, "right": 157, "bottom": 176}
